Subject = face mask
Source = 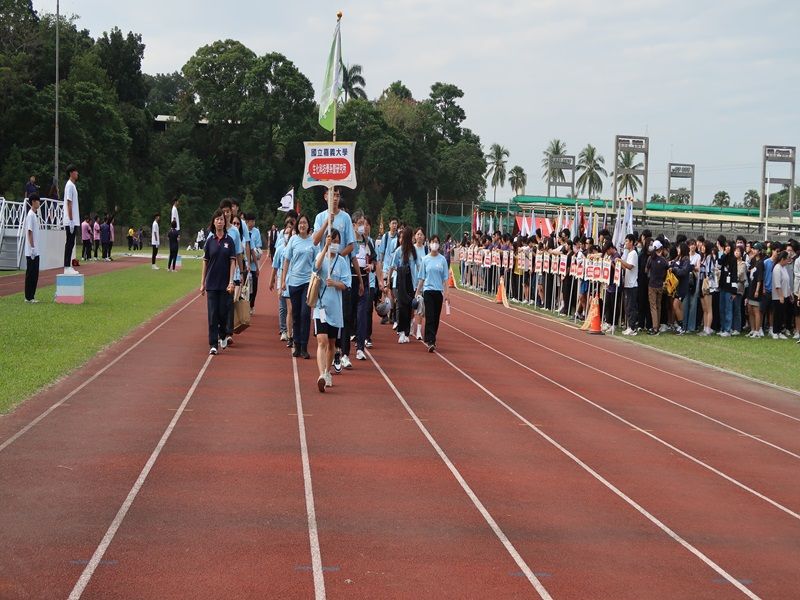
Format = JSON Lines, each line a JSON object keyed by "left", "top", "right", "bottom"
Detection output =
{"left": 357, "top": 225, "right": 365, "bottom": 235}
{"left": 329, "top": 243, "right": 340, "bottom": 255}
{"left": 648, "top": 243, "right": 654, "bottom": 252}
{"left": 430, "top": 242, "right": 440, "bottom": 252}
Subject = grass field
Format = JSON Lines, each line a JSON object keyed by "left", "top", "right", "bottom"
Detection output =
{"left": 0, "top": 260, "right": 200, "bottom": 413}
{"left": 451, "top": 264, "right": 800, "bottom": 392}
{"left": 0, "top": 270, "right": 22, "bottom": 277}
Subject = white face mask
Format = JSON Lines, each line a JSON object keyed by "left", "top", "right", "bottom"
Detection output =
{"left": 329, "top": 243, "right": 340, "bottom": 255}
{"left": 430, "top": 242, "right": 440, "bottom": 252}
{"left": 357, "top": 225, "right": 365, "bottom": 235}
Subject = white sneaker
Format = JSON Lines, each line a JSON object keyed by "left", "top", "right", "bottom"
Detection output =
{"left": 365, "top": 339, "right": 373, "bottom": 348}
{"left": 622, "top": 328, "right": 634, "bottom": 336}
{"left": 280, "top": 332, "right": 287, "bottom": 341}
{"left": 416, "top": 325, "right": 422, "bottom": 339}
{"left": 659, "top": 324, "right": 669, "bottom": 333}
{"left": 209, "top": 346, "right": 218, "bottom": 355}
{"left": 718, "top": 331, "right": 731, "bottom": 337}
{"left": 398, "top": 334, "right": 406, "bottom": 344}
{"left": 730, "top": 330, "right": 740, "bottom": 336}
{"left": 325, "top": 371, "right": 333, "bottom": 388}
{"left": 356, "top": 349, "right": 366, "bottom": 360}
{"left": 793, "top": 332, "right": 800, "bottom": 340}
{"left": 152, "top": 264, "right": 160, "bottom": 270}
{"left": 219, "top": 336, "right": 228, "bottom": 350}
{"left": 341, "top": 355, "right": 352, "bottom": 369}
{"left": 64, "top": 267, "right": 80, "bottom": 275}
{"left": 392, "top": 322, "right": 398, "bottom": 330}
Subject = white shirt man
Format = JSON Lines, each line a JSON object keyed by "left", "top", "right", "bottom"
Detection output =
{"left": 151, "top": 216, "right": 161, "bottom": 270}
{"left": 63, "top": 167, "right": 81, "bottom": 273}
{"left": 24, "top": 196, "right": 42, "bottom": 302}
{"left": 619, "top": 236, "right": 639, "bottom": 335}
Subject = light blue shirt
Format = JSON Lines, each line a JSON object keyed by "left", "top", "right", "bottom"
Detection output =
{"left": 414, "top": 243, "right": 428, "bottom": 260}
{"left": 419, "top": 253, "right": 449, "bottom": 292}
{"left": 249, "top": 227, "right": 262, "bottom": 272}
{"left": 391, "top": 247, "right": 422, "bottom": 285}
{"left": 228, "top": 225, "right": 242, "bottom": 281}
{"left": 284, "top": 235, "right": 315, "bottom": 287}
{"left": 314, "top": 210, "right": 355, "bottom": 253}
{"left": 379, "top": 232, "right": 398, "bottom": 275}
{"left": 240, "top": 220, "right": 251, "bottom": 245}
{"left": 272, "top": 243, "right": 289, "bottom": 298}
{"left": 314, "top": 252, "right": 351, "bottom": 329}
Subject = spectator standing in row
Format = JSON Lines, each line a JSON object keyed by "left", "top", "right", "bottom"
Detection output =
{"left": 771, "top": 252, "right": 791, "bottom": 339}
{"left": 127, "top": 226, "right": 135, "bottom": 251}
{"left": 93, "top": 216, "right": 101, "bottom": 260}
{"left": 24, "top": 194, "right": 41, "bottom": 303}
{"left": 151, "top": 213, "right": 161, "bottom": 270}
{"left": 63, "top": 165, "right": 80, "bottom": 274}
{"left": 646, "top": 240, "right": 668, "bottom": 335}
{"left": 81, "top": 215, "right": 93, "bottom": 262}
{"left": 746, "top": 243, "right": 765, "bottom": 337}
{"left": 620, "top": 234, "right": 639, "bottom": 335}
{"left": 100, "top": 217, "right": 112, "bottom": 260}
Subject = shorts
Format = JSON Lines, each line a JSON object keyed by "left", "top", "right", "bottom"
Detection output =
{"left": 315, "top": 319, "right": 339, "bottom": 339}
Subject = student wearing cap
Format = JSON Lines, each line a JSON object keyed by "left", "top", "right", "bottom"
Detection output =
{"left": 645, "top": 240, "right": 668, "bottom": 335}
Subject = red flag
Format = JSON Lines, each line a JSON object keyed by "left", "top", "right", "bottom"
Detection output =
{"left": 579, "top": 206, "right": 586, "bottom": 236}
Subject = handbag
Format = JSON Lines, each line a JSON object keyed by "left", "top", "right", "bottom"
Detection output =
{"left": 701, "top": 275, "right": 710, "bottom": 296}
{"left": 233, "top": 298, "right": 250, "bottom": 332}
{"left": 306, "top": 271, "right": 321, "bottom": 308}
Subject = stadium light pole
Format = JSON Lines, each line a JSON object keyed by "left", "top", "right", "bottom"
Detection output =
{"left": 54, "top": 0, "right": 60, "bottom": 198}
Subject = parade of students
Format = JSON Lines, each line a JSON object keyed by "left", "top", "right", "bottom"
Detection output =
{"left": 411, "top": 227, "right": 428, "bottom": 340}
{"left": 377, "top": 217, "right": 399, "bottom": 326}
{"left": 312, "top": 228, "right": 351, "bottom": 392}
{"left": 246, "top": 214, "right": 262, "bottom": 315}
{"left": 270, "top": 218, "right": 294, "bottom": 343}
{"left": 281, "top": 213, "right": 315, "bottom": 359}
{"left": 351, "top": 211, "right": 377, "bottom": 360}
{"left": 388, "top": 226, "right": 422, "bottom": 344}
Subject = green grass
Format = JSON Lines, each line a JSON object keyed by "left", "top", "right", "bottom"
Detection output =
{"left": 451, "top": 263, "right": 800, "bottom": 391}
{"left": 0, "top": 269, "right": 22, "bottom": 277}
{"left": 0, "top": 260, "right": 201, "bottom": 413}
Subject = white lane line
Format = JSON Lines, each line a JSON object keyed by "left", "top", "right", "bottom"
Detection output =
{"left": 457, "top": 291, "right": 800, "bottom": 418}
{"left": 454, "top": 305, "right": 800, "bottom": 461}
{"left": 366, "top": 349, "right": 553, "bottom": 600}
{"left": 67, "top": 354, "right": 213, "bottom": 600}
{"left": 0, "top": 294, "right": 202, "bottom": 453}
{"left": 291, "top": 356, "right": 326, "bottom": 600}
{"left": 428, "top": 346, "right": 761, "bottom": 600}
{"left": 441, "top": 322, "right": 800, "bottom": 523}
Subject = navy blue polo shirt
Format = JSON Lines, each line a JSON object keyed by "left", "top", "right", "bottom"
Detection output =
{"left": 204, "top": 232, "right": 236, "bottom": 291}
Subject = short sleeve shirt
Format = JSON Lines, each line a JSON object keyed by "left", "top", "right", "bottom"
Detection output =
{"left": 623, "top": 249, "right": 639, "bottom": 288}
{"left": 419, "top": 253, "right": 449, "bottom": 292}
{"left": 63, "top": 180, "right": 79, "bottom": 227}
{"left": 25, "top": 209, "right": 40, "bottom": 257}
{"left": 203, "top": 233, "right": 235, "bottom": 291}
{"left": 314, "top": 210, "right": 354, "bottom": 253}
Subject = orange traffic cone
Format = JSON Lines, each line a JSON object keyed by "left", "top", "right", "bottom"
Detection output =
{"left": 586, "top": 295, "right": 604, "bottom": 335}
{"left": 447, "top": 267, "right": 457, "bottom": 289}
{"left": 495, "top": 278, "right": 510, "bottom": 308}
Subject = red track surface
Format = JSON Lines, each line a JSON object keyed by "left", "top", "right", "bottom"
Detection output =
{"left": 1, "top": 270, "right": 798, "bottom": 599}
{"left": 0, "top": 257, "right": 141, "bottom": 298}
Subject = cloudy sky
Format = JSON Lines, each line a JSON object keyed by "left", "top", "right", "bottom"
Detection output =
{"left": 35, "top": 0, "right": 800, "bottom": 205}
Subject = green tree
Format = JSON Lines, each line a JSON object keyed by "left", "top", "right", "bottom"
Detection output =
{"left": 712, "top": 190, "right": 731, "bottom": 207}
{"left": 400, "top": 197, "right": 417, "bottom": 227}
{"left": 650, "top": 193, "right": 666, "bottom": 203}
{"left": 355, "top": 190, "right": 370, "bottom": 219}
{"left": 769, "top": 185, "right": 799, "bottom": 210}
{"left": 379, "top": 193, "right": 398, "bottom": 227}
{"left": 382, "top": 80, "right": 412, "bottom": 100}
{"left": 616, "top": 151, "right": 643, "bottom": 197}
{"left": 427, "top": 82, "right": 466, "bottom": 143}
{"left": 485, "top": 143, "right": 509, "bottom": 203}
{"left": 95, "top": 27, "right": 147, "bottom": 106}
{"left": 437, "top": 139, "right": 486, "bottom": 202}
{"left": 342, "top": 63, "right": 366, "bottom": 101}
{"left": 508, "top": 165, "right": 527, "bottom": 196}
{"left": 541, "top": 139, "right": 567, "bottom": 193}
{"left": 576, "top": 144, "right": 606, "bottom": 198}
{"left": 0, "top": 0, "right": 39, "bottom": 55}
{"left": 743, "top": 189, "right": 760, "bottom": 209}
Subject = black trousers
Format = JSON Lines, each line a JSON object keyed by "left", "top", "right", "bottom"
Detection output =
{"left": 366, "top": 286, "right": 375, "bottom": 339}
{"left": 289, "top": 282, "right": 311, "bottom": 346}
{"left": 637, "top": 281, "right": 652, "bottom": 330}
{"left": 25, "top": 256, "right": 40, "bottom": 300}
{"left": 423, "top": 290, "right": 443, "bottom": 345}
{"left": 64, "top": 226, "right": 78, "bottom": 267}
{"left": 397, "top": 294, "right": 412, "bottom": 336}
{"left": 151, "top": 245, "right": 158, "bottom": 265}
{"left": 207, "top": 290, "right": 230, "bottom": 347}
{"left": 93, "top": 240, "right": 100, "bottom": 258}
{"left": 249, "top": 271, "right": 259, "bottom": 309}
{"left": 168, "top": 245, "right": 178, "bottom": 270}
{"left": 624, "top": 287, "right": 638, "bottom": 329}
{"left": 127, "top": 236, "right": 133, "bottom": 251}
{"left": 102, "top": 242, "right": 111, "bottom": 259}
{"left": 82, "top": 240, "right": 92, "bottom": 261}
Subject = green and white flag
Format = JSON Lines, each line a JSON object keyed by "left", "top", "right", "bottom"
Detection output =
{"left": 318, "top": 21, "right": 343, "bottom": 132}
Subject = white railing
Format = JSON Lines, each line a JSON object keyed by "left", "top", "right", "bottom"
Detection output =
{"left": 1, "top": 197, "right": 64, "bottom": 269}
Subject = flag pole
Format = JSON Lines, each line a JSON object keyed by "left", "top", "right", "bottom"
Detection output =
{"left": 328, "top": 11, "right": 343, "bottom": 245}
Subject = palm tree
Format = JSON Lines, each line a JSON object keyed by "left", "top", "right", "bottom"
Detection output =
{"left": 508, "top": 166, "right": 527, "bottom": 196}
{"left": 712, "top": 190, "right": 731, "bottom": 207}
{"left": 485, "top": 143, "right": 510, "bottom": 203}
{"left": 342, "top": 64, "right": 366, "bottom": 101}
{"left": 541, "top": 139, "right": 567, "bottom": 194}
{"left": 615, "top": 151, "right": 643, "bottom": 197}
{"left": 743, "top": 189, "right": 760, "bottom": 209}
{"left": 576, "top": 144, "right": 607, "bottom": 198}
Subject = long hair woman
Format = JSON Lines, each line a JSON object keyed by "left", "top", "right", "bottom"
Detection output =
{"left": 388, "top": 226, "right": 421, "bottom": 344}
{"left": 412, "top": 227, "right": 428, "bottom": 340}
{"left": 313, "top": 228, "right": 351, "bottom": 392}
{"left": 200, "top": 210, "right": 236, "bottom": 355}
{"left": 281, "top": 214, "right": 314, "bottom": 359}
{"left": 669, "top": 241, "right": 691, "bottom": 334}
{"left": 698, "top": 240, "right": 717, "bottom": 336}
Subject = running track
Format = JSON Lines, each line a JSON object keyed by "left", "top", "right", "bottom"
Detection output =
{"left": 0, "top": 267, "right": 798, "bottom": 599}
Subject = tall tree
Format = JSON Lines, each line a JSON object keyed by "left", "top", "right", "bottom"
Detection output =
{"left": 508, "top": 165, "right": 527, "bottom": 196}
{"left": 0, "top": 0, "right": 39, "bottom": 55}
{"left": 95, "top": 27, "right": 147, "bottom": 106}
{"left": 616, "top": 151, "right": 643, "bottom": 197}
{"left": 485, "top": 144, "right": 509, "bottom": 203}
{"left": 382, "top": 80, "right": 412, "bottom": 100}
{"left": 742, "top": 189, "right": 760, "bottom": 209}
{"left": 379, "top": 193, "right": 398, "bottom": 227}
{"left": 541, "top": 139, "right": 567, "bottom": 195}
{"left": 427, "top": 82, "right": 466, "bottom": 143}
{"left": 342, "top": 63, "right": 366, "bottom": 101}
{"left": 400, "top": 197, "right": 418, "bottom": 227}
{"left": 712, "top": 190, "right": 731, "bottom": 207}
{"left": 576, "top": 144, "right": 606, "bottom": 198}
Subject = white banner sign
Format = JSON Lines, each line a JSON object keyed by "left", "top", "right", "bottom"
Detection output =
{"left": 302, "top": 141, "right": 357, "bottom": 189}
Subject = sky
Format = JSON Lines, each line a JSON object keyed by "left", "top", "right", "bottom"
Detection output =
{"left": 34, "top": 0, "right": 800, "bottom": 206}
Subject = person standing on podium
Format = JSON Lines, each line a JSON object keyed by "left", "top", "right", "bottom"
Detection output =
{"left": 63, "top": 165, "right": 80, "bottom": 275}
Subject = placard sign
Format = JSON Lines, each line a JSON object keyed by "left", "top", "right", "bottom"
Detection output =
{"left": 302, "top": 141, "right": 357, "bottom": 189}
